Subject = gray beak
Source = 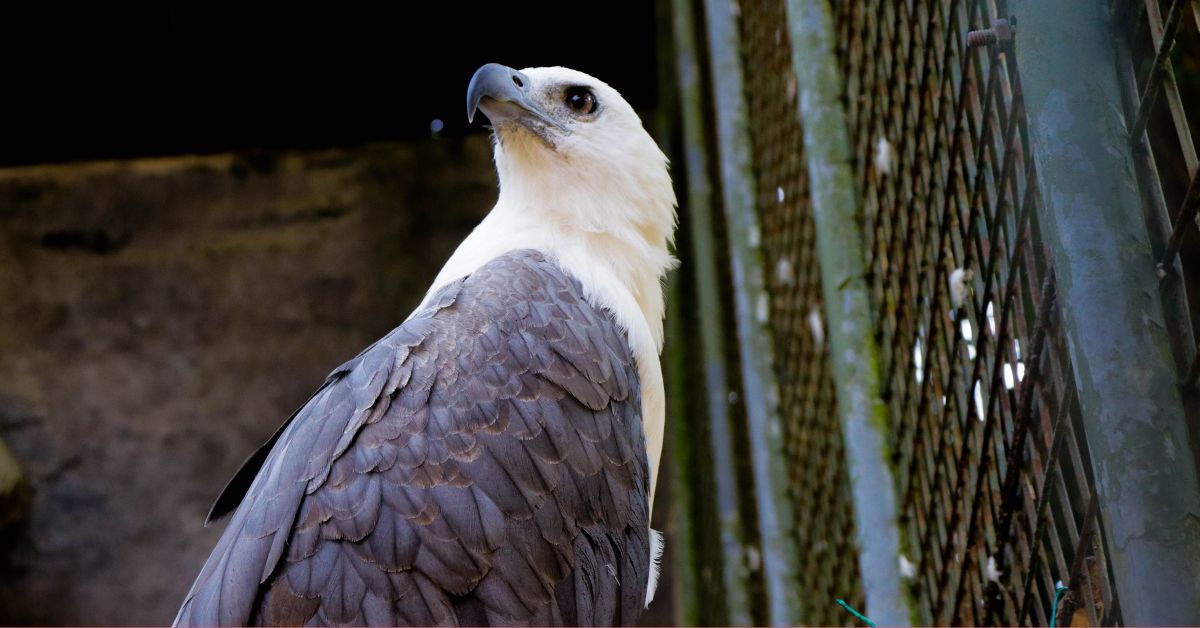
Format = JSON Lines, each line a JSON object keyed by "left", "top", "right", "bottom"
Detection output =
{"left": 466, "top": 63, "right": 564, "bottom": 130}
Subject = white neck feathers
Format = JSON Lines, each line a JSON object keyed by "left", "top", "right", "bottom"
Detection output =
{"left": 426, "top": 130, "right": 677, "bottom": 352}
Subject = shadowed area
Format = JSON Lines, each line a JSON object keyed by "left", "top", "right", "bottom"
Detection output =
{"left": 0, "top": 3, "right": 676, "bottom": 624}
{"left": 0, "top": 140, "right": 497, "bottom": 624}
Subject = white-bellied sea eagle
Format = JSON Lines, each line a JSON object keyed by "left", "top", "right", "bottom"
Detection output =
{"left": 172, "top": 63, "right": 677, "bottom": 626}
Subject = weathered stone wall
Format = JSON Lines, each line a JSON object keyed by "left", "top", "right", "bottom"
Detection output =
{"left": 0, "top": 139, "right": 499, "bottom": 624}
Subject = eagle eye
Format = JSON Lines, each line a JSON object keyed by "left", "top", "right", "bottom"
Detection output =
{"left": 564, "top": 86, "right": 598, "bottom": 115}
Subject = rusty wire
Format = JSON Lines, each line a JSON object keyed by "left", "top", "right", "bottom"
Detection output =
{"left": 821, "top": 0, "right": 1118, "bottom": 624}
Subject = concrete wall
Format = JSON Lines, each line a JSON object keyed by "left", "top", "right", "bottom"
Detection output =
{"left": 0, "top": 139, "right": 499, "bottom": 624}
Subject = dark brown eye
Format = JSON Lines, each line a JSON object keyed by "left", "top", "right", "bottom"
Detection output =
{"left": 565, "top": 87, "right": 598, "bottom": 114}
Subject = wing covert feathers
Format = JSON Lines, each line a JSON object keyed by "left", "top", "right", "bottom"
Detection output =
{"left": 174, "top": 250, "right": 650, "bottom": 627}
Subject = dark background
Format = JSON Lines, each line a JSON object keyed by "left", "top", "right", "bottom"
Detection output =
{"left": 4, "top": 3, "right": 660, "bottom": 165}
{"left": 0, "top": 2, "right": 672, "bottom": 625}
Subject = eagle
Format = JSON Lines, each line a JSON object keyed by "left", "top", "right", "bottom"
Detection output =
{"left": 173, "top": 63, "right": 677, "bottom": 626}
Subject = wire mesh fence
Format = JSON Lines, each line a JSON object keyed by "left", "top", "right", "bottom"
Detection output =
{"left": 829, "top": 1, "right": 1117, "bottom": 624}
{"left": 666, "top": 0, "right": 1200, "bottom": 625}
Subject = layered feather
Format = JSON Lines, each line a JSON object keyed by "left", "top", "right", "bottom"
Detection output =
{"left": 174, "top": 251, "right": 650, "bottom": 626}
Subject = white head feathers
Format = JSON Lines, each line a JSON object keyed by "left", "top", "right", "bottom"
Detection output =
{"left": 492, "top": 67, "right": 676, "bottom": 262}
{"left": 431, "top": 65, "right": 678, "bottom": 351}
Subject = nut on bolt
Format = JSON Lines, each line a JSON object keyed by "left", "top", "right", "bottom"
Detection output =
{"left": 967, "top": 18, "right": 1015, "bottom": 48}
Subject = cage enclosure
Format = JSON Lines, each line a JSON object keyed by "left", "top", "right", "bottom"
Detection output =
{"left": 661, "top": 0, "right": 1200, "bottom": 625}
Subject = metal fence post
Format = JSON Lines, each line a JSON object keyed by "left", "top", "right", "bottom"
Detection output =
{"left": 700, "top": 0, "right": 804, "bottom": 624}
{"left": 1010, "top": 1, "right": 1200, "bottom": 623}
{"left": 671, "top": 0, "right": 756, "bottom": 623}
{"left": 782, "top": 1, "right": 914, "bottom": 625}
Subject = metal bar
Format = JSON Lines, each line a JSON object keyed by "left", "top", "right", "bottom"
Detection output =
{"left": 655, "top": 0, "right": 697, "bottom": 622}
{"left": 1009, "top": 1, "right": 1200, "bottom": 623}
{"left": 661, "top": 271, "right": 700, "bottom": 626}
{"left": 1062, "top": 493, "right": 1101, "bottom": 627}
{"left": 995, "top": 272, "right": 1056, "bottom": 552}
{"left": 987, "top": 268, "right": 1059, "bottom": 621}
{"left": 1160, "top": 64, "right": 1197, "bottom": 178}
{"left": 701, "top": 0, "right": 803, "bottom": 624}
{"left": 783, "top": 1, "right": 914, "bottom": 625}
{"left": 1137, "top": 0, "right": 1198, "bottom": 179}
{"left": 671, "top": 0, "right": 754, "bottom": 623}
{"left": 1129, "top": 0, "right": 1185, "bottom": 142}
{"left": 1159, "top": 168, "right": 1200, "bottom": 274}
{"left": 1114, "top": 27, "right": 1199, "bottom": 378}
{"left": 1015, "top": 387, "right": 1075, "bottom": 624}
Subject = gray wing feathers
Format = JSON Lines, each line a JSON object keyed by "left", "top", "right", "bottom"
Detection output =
{"left": 174, "top": 250, "right": 649, "bottom": 626}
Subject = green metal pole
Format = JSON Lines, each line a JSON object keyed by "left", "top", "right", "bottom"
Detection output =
{"left": 656, "top": 0, "right": 702, "bottom": 623}
{"left": 662, "top": 265, "right": 699, "bottom": 626}
{"left": 701, "top": 0, "right": 803, "bottom": 624}
{"left": 671, "top": 0, "right": 754, "bottom": 623}
{"left": 783, "top": 1, "right": 913, "bottom": 625}
{"left": 1011, "top": 1, "right": 1200, "bottom": 623}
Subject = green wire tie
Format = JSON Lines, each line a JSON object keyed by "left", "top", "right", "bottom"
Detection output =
{"left": 1049, "top": 581, "right": 1069, "bottom": 627}
{"left": 836, "top": 598, "right": 875, "bottom": 628}
{"left": 836, "top": 580, "right": 1068, "bottom": 626}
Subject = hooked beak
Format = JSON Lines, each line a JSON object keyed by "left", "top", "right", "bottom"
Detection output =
{"left": 466, "top": 63, "right": 565, "bottom": 131}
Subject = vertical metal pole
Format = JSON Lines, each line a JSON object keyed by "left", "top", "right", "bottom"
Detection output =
{"left": 701, "top": 0, "right": 803, "bottom": 624}
{"left": 783, "top": 1, "right": 914, "bottom": 625}
{"left": 671, "top": 0, "right": 754, "bottom": 623}
{"left": 662, "top": 269, "right": 699, "bottom": 626}
{"left": 655, "top": 0, "right": 694, "bottom": 622}
{"left": 1010, "top": 1, "right": 1200, "bottom": 624}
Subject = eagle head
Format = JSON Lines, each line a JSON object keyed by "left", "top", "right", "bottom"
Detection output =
{"left": 465, "top": 63, "right": 675, "bottom": 246}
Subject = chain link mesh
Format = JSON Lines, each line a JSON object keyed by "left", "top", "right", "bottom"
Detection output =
{"left": 828, "top": 1, "right": 1119, "bottom": 623}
